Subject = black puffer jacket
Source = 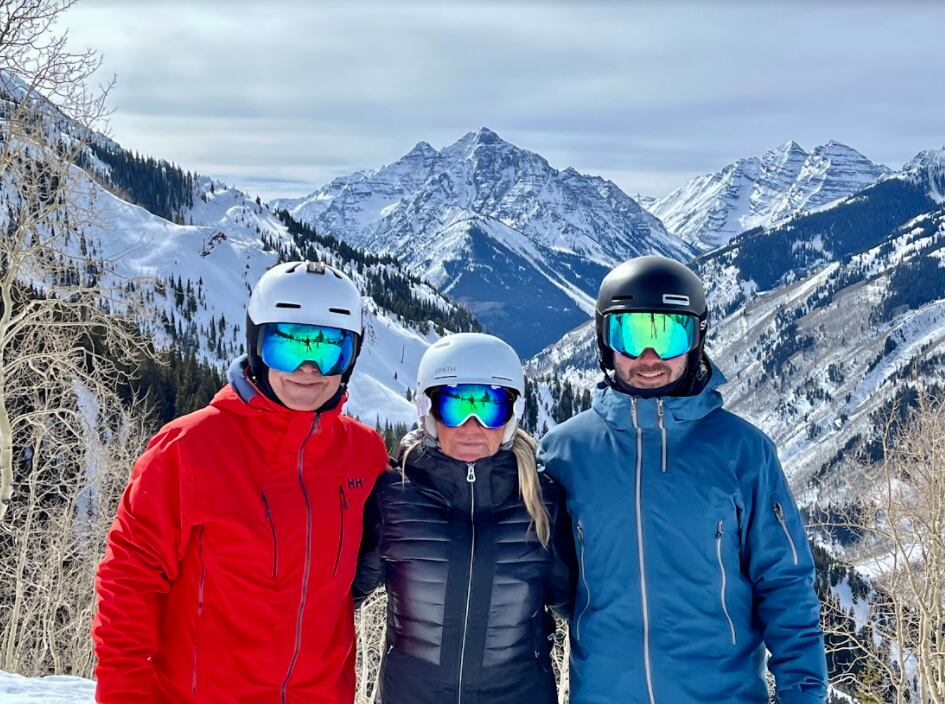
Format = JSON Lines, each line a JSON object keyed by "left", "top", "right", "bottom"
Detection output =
{"left": 354, "top": 438, "right": 575, "bottom": 704}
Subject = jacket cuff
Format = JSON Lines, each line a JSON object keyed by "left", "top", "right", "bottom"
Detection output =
{"left": 778, "top": 689, "right": 827, "bottom": 704}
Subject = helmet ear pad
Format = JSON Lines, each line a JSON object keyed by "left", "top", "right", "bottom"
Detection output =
{"left": 339, "top": 329, "right": 364, "bottom": 385}
{"left": 595, "top": 313, "right": 615, "bottom": 371}
{"left": 416, "top": 391, "right": 439, "bottom": 440}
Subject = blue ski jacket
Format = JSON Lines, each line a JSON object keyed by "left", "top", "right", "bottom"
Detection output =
{"left": 538, "top": 362, "right": 827, "bottom": 704}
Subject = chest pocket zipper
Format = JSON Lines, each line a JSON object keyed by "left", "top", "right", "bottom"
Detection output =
{"left": 260, "top": 491, "right": 278, "bottom": 578}
{"left": 575, "top": 521, "right": 591, "bottom": 641}
{"left": 192, "top": 527, "right": 206, "bottom": 695}
{"left": 773, "top": 502, "right": 799, "bottom": 566}
{"left": 332, "top": 485, "right": 349, "bottom": 576}
{"left": 715, "top": 521, "right": 737, "bottom": 645}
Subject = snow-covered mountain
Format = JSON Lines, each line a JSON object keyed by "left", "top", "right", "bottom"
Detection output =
{"left": 526, "top": 147, "right": 945, "bottom": 510}
{"left": 274, "top": 128, "right": 693, "bottom": 356}
{"left": 649, "top": 141, "right": 891, "bottom": 252}
{"left": 0, "top": 119, "right": 480, "bottom": 430}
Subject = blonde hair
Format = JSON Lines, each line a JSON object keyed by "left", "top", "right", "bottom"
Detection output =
{"left": 512, "top": 429, "right": 551, "bottom": 548}
{"left": 400, "top": 428, "right": 551, "bottom": 548}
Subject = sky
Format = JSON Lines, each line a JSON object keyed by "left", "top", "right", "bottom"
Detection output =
{"left": 61, "top": 1, "right": 945, "bottom": 202}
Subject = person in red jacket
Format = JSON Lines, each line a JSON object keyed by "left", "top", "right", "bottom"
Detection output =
{"left": 93, "top": 261, "right": 389, "bottom": 704}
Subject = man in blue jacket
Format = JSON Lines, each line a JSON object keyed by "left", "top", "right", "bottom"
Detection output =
{"left": 539, "top": 256, "right": 827, "bottom": 704}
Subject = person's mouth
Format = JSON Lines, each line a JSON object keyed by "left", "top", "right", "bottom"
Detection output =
{"left": 288, "top": 379, "right": 324, "bottom": 389}
{"left": 635, "top": 369, "right": 668, "bottom": 381}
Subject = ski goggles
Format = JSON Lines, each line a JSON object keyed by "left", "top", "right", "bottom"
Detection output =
{"left": 428, "top": 384, "right": 517, "bottom": 429}
{"left": 258, "top": 322, "right": 358, "bottom": 375}
{"left": 604, "top": 312, "right": 698, "bottom": 360}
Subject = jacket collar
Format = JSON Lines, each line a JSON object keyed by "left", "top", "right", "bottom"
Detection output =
{"left": 213, "top": 355, "right": 345, "bottom": 460}
{"left": 593, "top": 357, "right": 726, "bottom": 432}
{"left": 398, "top": 431, "right": 519, "bottom": 513}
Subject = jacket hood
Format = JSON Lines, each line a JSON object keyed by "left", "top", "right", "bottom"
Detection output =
{"left": 210, "top": 356, "right": 346, "bottom": 458}
{"left": 218, "top": 355, "right": 346, "bottom": 417}
{"left": 593, "top": 356, "right": 726, "bottom": 432}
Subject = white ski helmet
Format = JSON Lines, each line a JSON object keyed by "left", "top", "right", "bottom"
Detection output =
{"left": 416, "top": 332, "right": 526, "bottom": 444}
{"left": 246, "top": 260, "right": 364, "bottom": 383}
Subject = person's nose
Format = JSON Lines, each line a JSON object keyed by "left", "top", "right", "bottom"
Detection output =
{"left": 296, "top": 361, "right": 323, "bottom": 376}
{"left": 460, "top": 417, "right": 485, "bottom": 433}
{"left": 638, "top": 348, "right": 662, "bottom": 363}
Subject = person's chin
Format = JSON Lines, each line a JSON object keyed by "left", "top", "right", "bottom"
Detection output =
{"left": 284, "top": 388, "right": 331, "bottom": 411}
{"left": 455, "top": 445, "right": 489, "bottom": 461}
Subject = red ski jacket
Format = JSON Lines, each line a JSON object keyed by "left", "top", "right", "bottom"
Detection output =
{"left": 93, "top": 368, "right": 388, "bottom": 703}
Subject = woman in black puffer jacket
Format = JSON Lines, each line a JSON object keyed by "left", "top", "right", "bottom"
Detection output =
{"left": 354, "top": 333, "right": 576, "bottom": 704}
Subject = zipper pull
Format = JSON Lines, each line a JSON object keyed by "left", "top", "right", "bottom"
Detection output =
{"left": 339, "top": 485, "right": 348, "bottom": 509}
{"left": 716, "top": 520, "right": 724, "bottom": 539}
{"left": 576, "top": 521, "right": 585, "bottom": 543}
{"left": 630, "top": 397, "right": 639, "bottom": 425}
{"left": 773, "top": 502, "right": 784, "bottom": 521}
{"left": 657, "top": 399, "right": 664, "bottom": 419}
{"left": 466, "top": 463, "right": 476, "bottom": 483}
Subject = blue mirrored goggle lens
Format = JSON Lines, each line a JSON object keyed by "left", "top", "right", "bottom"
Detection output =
{"left": 430, "top": 384, "right": 516, "bottom": 429}
{"left": 258, "top": 323, "right": 356, "bottom": 375}
{"left": 605, "top": 312, "right": 697, "bottom": 360}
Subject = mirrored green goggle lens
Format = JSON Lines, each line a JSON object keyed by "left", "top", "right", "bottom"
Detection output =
{"left": 258, "top": 323, "right": 356, "bottom": 375}
{"left": 605, "top": 312, "right": 697, "bottom": 360}
{"left": 430, "top": 384, "right": 516, "bottom": 429}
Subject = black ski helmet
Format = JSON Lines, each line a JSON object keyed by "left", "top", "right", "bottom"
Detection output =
{"left": 595, "top": 255, "right": 708, "bottom": 374}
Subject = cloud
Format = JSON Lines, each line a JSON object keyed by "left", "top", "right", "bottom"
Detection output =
{"left": 64, "top": 1, "right": 945, "bottom": 199}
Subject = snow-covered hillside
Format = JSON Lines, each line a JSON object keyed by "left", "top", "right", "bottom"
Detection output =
{"left": 0, "top": 670, "right": 94, "bottom": 703}
{"left": 527, "top": 156, "right": 945, "bottom": 510}
{"left": 97, "top": 171, "right": 476, "bottom": 426}
{"left": 649, "top": 141, "right": 891, "bottom": 251}
{"left": 274, "top": 127, "right": 693, "bottom": 356}
{"left": 1, "top": 142, "right": 478, "bottom": 429}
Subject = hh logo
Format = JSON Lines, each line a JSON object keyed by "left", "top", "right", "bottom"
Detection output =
{"left": 347, "top": 477, "right": 364, "bottom": 489}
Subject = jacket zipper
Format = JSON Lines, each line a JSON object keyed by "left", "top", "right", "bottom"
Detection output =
{"left": 657, "top": 399, "right": 667, "bottom": 473}
{"left": 332, "top": 485, "right": 349, "bottom": 576}
{"left": 773, "top": 502, "right": 799, "bottom": 566}
{"left": 457, "top": 462, "right": 477, "bottom": 704}
{"left": 280, "top": 414, "right": 320, "bottom": 704}
{"left": 715, "top": 521, "right": 737, "bottom": 645}
{"left": 192, "top": 527, "right": 206, "bottom": 695}
{"left": 631, "top": 398, "right": 657, "bottom": 704}
{"left": 575, "top": 521, "right": 591, "bottom": 640}
{"left": 261, "top": 491, "right": 278, "bottom": 578}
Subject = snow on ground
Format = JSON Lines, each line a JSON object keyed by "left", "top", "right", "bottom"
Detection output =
{"left": 0, "top": 671, "right": 94, "bottom": 703}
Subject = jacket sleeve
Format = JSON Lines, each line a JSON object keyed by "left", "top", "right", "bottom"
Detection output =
{"left": 543, "top": 478, "right": 577, "bottom": 620}
{"left": 741, "top": 438, "right": 827, "bottom": 704}
{"left": 352, "top": 478, "right": 385, "bottom": 607}
{"left": 93, "top": 431, "right": 193, "bottom": 704}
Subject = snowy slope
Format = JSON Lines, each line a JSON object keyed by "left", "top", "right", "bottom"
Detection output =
{"left": 527, "top": 175, "right": 945, "bottom": 506}
{"left": 274, "top": 128, "right": 693, "bottom": 356}
{"left": 0, "top": 671, "right": 94, "bottom": 703}
{"left": 1, "top": 150, "right": 473, "bottom": 429}
{"left": 650, "top": 141, "right": 891, "bottom": 251}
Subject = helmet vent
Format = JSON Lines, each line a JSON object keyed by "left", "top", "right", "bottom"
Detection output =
{"left": 304, "top": 261, "right": 327, "bottom": 274}
{"left": 275, "top": 302, "right": 301, "bottom": 309}
{"left": 612, "top": 295, "right": 634, "bottom": 301}
{"left": 662, "top": 294, "right": 691, "bottom": 306}
{"left": 329, "top": 307, "right": 351, "bottom": 315}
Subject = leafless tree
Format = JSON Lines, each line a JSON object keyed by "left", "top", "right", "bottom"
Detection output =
{"left": 0, "top": 0, "right": 156, "bottom": 677}
{"left": 820, "top": 388, "right": 945, "bottom": 704}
